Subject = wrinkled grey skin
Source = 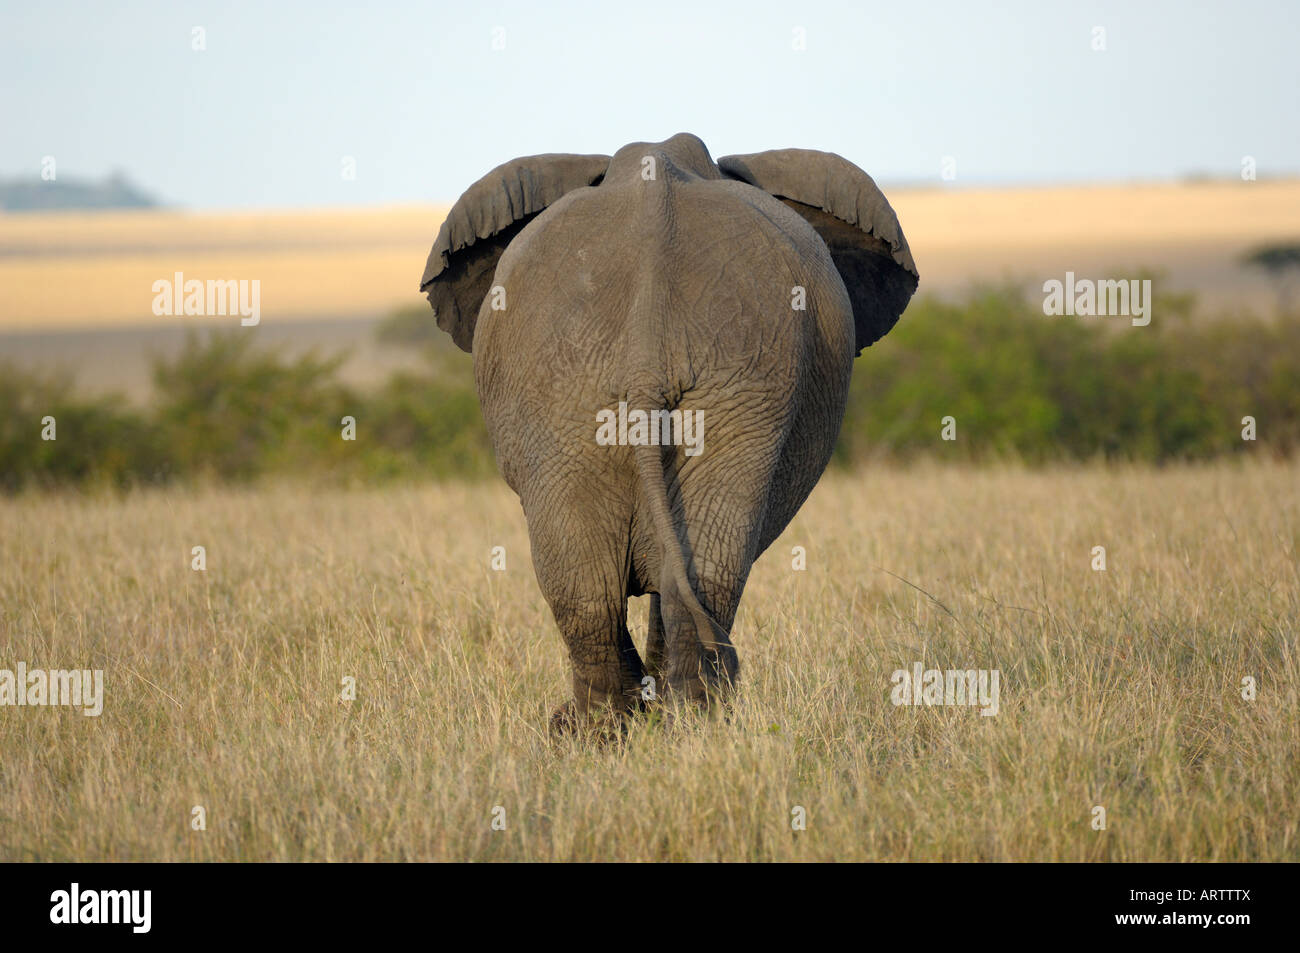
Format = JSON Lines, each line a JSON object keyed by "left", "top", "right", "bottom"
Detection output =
{"left": 420, "top": 133, "right": 917, "bottom": 730}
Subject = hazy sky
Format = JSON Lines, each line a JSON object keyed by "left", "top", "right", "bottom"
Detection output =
{"left": 3, "top": 0, "right": 1297, "bottom": 208}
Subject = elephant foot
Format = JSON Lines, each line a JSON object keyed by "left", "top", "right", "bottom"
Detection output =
{"left": 548, "top": 700, "right": 580, "bottom": 737}
{"left": 660, "top": 685, "right": 732, "bottom": 721}
{"left": 547, "top": 698, "right": 637, "bottom": 744}
{"left": 662, "top": 646, "right": 739, "bottom": 712}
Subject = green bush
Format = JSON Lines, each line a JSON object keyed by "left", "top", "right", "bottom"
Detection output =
{"left": 1, "top": 288, "right": 1297, "bottom": 492}
{"left": 150, "top": 332, "right": 353, "bottom": 480}
{"left": 838, "top": 284, "right": 1299, "bottom": 464}
{"left": 0, "top": 368, "right": 166, "bottom": 491}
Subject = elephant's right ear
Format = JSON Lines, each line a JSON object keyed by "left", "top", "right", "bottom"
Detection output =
{"left": 419, "top": 153, "right": 611, "bottom": 352}
{"left": 719, "top": 149, "right": 919, "bottom": 355}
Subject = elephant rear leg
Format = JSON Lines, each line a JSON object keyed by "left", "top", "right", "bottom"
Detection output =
{"left": 525, "top": 506, "right": 645, "bottom": 729}
{"left": 656, "top": 524, "right": 760, "bottom": 708}
{"left": 658, "top": 564, "right": 742, "bottom": 709}
{"left": 652, "top": 455, "right": 772, "bottom": 710}
{"left": 548, "top": 597, "right": 646, "bottom": 728}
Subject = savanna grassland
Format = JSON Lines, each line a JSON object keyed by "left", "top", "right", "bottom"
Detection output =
{"left": 2, "top": 462, "right": 1296, "bottom": 861}
{"left": 2, "top": 178, "right": 1298, "bottom": 862}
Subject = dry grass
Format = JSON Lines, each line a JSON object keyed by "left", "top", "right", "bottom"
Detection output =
{"left": 1, "top": 461, "right": 1297, "bottom": 861}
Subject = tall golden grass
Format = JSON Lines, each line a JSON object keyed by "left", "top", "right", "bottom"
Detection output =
{"left": 2, "top": 461, "right": 1296, "bottom": 861}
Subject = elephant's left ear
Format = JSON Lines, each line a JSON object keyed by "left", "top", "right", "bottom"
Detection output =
{"left": 719, "top": 149, "right": 918, "bottom": 354}
{"left": 420, "top": 153, "right": 611, "bottom": 352}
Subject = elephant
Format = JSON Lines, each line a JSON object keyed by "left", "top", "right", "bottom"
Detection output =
{"left": 420, "top": 132, "right": 917, "bottom": 731}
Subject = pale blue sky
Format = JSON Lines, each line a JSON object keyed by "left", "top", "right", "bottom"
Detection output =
{"left": 2, "top": 0, "right": 1296, "bottom": 208}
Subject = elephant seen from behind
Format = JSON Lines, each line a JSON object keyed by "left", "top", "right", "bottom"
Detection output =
{"left": 420, "top": 133, "right": 917, "bottom": 731}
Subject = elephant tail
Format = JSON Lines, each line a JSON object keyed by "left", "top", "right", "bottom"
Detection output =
{"left": 632, "top": 442, "right": 730, "bottom": 651}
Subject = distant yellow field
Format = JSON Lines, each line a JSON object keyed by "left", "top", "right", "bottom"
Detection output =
{"left": 0, "top": 206, "right": 449, "bottom": 331}
{"left": 1, "top": 179, "right": 1298, "bottom": 332}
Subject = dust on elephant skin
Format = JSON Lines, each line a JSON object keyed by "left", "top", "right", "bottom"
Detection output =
{"left": 420, "top": 133, "right": 918, "bottom": 731}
